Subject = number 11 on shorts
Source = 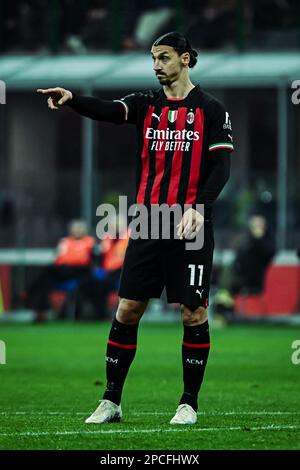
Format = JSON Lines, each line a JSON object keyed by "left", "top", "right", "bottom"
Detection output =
{"left": 188, "top": 264, "right": 204, "bottom": 286}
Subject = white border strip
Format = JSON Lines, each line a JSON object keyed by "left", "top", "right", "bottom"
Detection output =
{"left": 0, "top": 411, "right": 299, "bottom": 416}
{"left": 0, "top": 425, "right": 299, "bottom": 438}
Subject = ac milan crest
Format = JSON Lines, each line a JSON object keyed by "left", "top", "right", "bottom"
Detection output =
{"left": 186, "top": 111, "right": 195, "bottom": 124}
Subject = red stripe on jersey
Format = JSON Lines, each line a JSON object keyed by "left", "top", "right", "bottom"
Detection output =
{"left": 150, "top": 107, "right": 169, "bottom": 203}
{"left": 185, "top": 108, "right": 204, "bottom": 205}
{"left": 167, "top": 107, "right": 188, "bottom": 205}
{"left": 136, "top": 105, "right": 155, "bottom": 204}
{"left": 108, "top": 340, "right": 137, "bottom": 350}
{"left": 182, "top": 341, "right": 210, "bottom": 349}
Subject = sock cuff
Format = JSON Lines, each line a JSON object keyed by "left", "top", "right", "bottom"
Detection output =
{"left": 109, "top": 317, "right": 139, "bottom": 345}
{"left": 183, "top": 321, "right": 210, "bottom": 345}
{"left": 113, "top": 317, "right": 139, "bottom": 332}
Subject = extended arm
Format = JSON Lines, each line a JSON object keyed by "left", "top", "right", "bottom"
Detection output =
{"left": 67, "top": 94, "right": 125, "bottom": 124}
{"left": 37, "top": 87, "right": 126, "bottom": 124}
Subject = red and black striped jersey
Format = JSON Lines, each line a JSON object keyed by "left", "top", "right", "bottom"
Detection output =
{"left": 114, "top": 85, "right": 234, "bottom": 207}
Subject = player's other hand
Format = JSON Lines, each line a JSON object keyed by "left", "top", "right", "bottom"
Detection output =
{"left": 177, "top": 208, "right": 204, "bottom": 240}
{"left": 36, "top": 87, "right": 73, "bottom": 110}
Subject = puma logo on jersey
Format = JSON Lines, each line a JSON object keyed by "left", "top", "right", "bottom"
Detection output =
{"left": 196, "top": 289, "right": 204, "bottom": 298}
{"left": 152, "top": 112, "right": 162, "bottom": 121}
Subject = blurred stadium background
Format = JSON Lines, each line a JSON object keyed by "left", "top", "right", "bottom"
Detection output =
{"left": 0, "top": 0, "right": 300, "bottom": 451}
{"left": 0, "top": 0, "right": 299, "bottom": 321}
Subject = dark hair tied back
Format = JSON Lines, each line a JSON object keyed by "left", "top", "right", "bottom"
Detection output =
{"left": 153, "top": 32, "right": 198, "bottom": 68}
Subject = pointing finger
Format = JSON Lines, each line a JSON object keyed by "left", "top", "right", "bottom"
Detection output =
{"left": 37, "top": 87, "right": 61, "bottom": 95}
{"left": 37, "top": 88, "right": 55, "bottom": 94}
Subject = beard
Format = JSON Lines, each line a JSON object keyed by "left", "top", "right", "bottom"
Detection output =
{"left": 157, "top": 75, "right": 171, "bottom": 86}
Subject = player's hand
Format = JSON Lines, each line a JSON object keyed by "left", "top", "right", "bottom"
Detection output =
{"left": 177, "top": 208, "right": 204, "bottom": 240}
{"left": 36, "top": 87, "right": 73, "bottom": 110}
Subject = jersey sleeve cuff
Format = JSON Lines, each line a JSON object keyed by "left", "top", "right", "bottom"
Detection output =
{"left": 113, "top": 99, "right": 129, "bottom": 122}
{"left": 209, "top": 142, "right": 234, "bottom": 152}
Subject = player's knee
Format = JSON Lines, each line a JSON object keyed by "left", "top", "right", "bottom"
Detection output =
{"left": 116, "top": 298, "right": 148, "bottom": 325}
{"left": 181, "top": 304, "right": 208, "bottom": 326}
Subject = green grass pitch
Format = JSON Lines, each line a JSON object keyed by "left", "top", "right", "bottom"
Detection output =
{"left": 0, "top": 321, "right": 299, "bottom": 450}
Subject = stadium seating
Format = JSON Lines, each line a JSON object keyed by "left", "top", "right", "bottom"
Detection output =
{"left": 234, "top": 265, "right": 300, "bottom": 316}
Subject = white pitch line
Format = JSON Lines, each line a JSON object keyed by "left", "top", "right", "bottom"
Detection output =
{"left": 0, "top": 425, "right": 299, "bottom": 438}
{"left": 0, "top": 411, "right": 299, "bottom": 416}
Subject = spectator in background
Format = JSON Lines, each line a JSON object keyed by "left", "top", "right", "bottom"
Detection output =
{"left": 214, "top": 213, "right": 276, "bottom": 319}
{"left": 81, "top": 0, "right": 109, "bottom": 51}
{"left": 101, "top": 213, "right": 129, "bottom": 281}
{"left": 185, "top": 0, "right": 238, "bottom": 50}
{"left": 122, "top": 0, "right": 175, "bottom": 50}
{"left": 63, "top": 0, "right": 88, "bottom": 53}
{"left": 64, "top": 0, "right": 110, "bottom": 53}
{"left": 80, "top": 213, "right": 130, "bottom": 319}
{"left": 22, "top": 219, "right": 99, "bottom": 321}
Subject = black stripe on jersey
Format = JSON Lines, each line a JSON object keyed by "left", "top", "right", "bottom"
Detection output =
{"left": 143, "top": 106, "right": 161, "bottom": 204}
{"left": 195, "top": 133, "right": 210, "bottom": 204}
